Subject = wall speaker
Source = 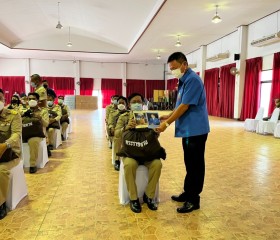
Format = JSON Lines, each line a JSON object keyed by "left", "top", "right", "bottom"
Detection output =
{"left": 234, "top": 54, "right": 240, "bottom": 61}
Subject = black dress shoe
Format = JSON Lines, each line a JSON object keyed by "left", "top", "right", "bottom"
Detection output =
{"left": 130, "top": 199, "right": 141, "bottom": 213}
{"left": 171, "top": 192, "right": 188, "bottom": 202}
{"left": 47, "top": 146, "right": 52, "bottom": 157}
{"left": 177, "top": 201, "right": 200, "bottom": 213}
{"left": 114, "top": 160, "right": 120, "bottom": 171}
{"left": 143, "top": 193, "right": 157, "bottom": 211}
{"left": 0, "top": 202, "right": 7, "bottom": 220}
{"left": 61, "top": 134, "right": 65, "bottom": 141}
{"left": 48, "top": 145, "right": 53, "bottom": 150}
{"left": 29, "top": 166, "right": 37, "bottom": 174}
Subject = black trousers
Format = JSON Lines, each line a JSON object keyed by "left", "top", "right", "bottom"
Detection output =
{"left": 182, "top": 134, "right": 208, "bottom": 203}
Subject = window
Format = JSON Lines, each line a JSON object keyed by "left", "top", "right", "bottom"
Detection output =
{"left": 260, "top": 70, "right": 272, "bottom": 117}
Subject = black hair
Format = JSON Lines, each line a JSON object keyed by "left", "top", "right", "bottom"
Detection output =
{"left": 20, "top": 93, "right": 27, "bottom": 98}
{"left": 31, "top": 74, "right": 41, "bottom": 82}
{"left": 0, "top": 89, "right": 4, "bottom": 94}
{"left": 12, "top": 95, "right": 20, "bottom": 100}
{"left": 167, "top": 52, "right": 188, "bottom": 64}
{"left": 111, "top": 95, "right": 119, "bottom": 99}
{"left": 128, "top": 93, "right": 144, "bottom": 103}
{"left": 28, "top": 92, "right": 40, "bottom": 100}
{"left": 47, "top": 93, "right": 55, "bottom": 99}
{"left": 117, "top": 96, "right": 128, "bottom": 105}
{"left": 42, "top": 80, "right": 48, "bottom": 83}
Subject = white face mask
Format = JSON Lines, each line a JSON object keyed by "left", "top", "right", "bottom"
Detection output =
{"left": 171, "top": 68, "right": 184, "bottom": 79}
{"left": 47, "top": 101, "right": 54, "bottom": 107}
{"left": 58, "top": 99, "right": 64, "bottom": 105}
{"left": 30, "top": 82, "right": 37, "bottom": 88}
{"left": 118, "top": 104, "right": 126, "bottom": 111}
{"left": 28, "top": 99, "right": 38, "bottom": 107}
{"left": 0, "top": 101, "right": 4, "bottom": 111}
{"left": 130, "top": 103, "right": 143, "bottom": 111}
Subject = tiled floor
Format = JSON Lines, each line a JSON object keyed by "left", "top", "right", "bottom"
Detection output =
{"left": 0, "top": 109, "right": 280, "bottom": 240}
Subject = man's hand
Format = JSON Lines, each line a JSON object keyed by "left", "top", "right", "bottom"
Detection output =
{"left": 110, "top": 128, "right": 115, "bottom": 136}
{"left": 49, "top": 118, "right": 56, "bottom": 124}
{"left": 125, "top": 119, "right": 136, "bottom": 130}
{"left": 155, "top": 122, "right": 168, "bottom": 133}
{"left": 0, "top": 143, "right": 8, "bottom": 159}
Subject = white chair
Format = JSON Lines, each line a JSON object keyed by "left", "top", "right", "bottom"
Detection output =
{"left": 23, "top": 138, "right": 49, "bottom": 168}
{"left": 6, "top": 161, "right": 28, "bottom": 210}
{"left": 256, "top": 108, "right": 280, "bottom": 135}
{"left": 118, "top": 161, "right": 159, "bottom": 205}
{"left": 68, "top": 117, "right": 72, "bottom": 134}
{"left": 274, "top": 123, "right": 280, "bottom": 138}
{"left": 54, "top": 129, "right": 62, "bottom": 149}
{"left": 244, "top": 107, "right": 264, "bottom": 132}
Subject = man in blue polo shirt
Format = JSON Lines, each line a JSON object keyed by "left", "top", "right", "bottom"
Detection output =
{"left": 156, "top": 52, "right": 210, "bottom": 213}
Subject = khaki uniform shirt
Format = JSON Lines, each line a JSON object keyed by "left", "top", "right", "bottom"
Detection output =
{"left": 60, "top": 104, "right": 71, "bottom": 117}
{"left": 107, "top": 110, "right": 122, "bottom": 130}
{"left": 35, "top": 85, "right": 47, "bottom": 101}
{"left": 114, "top": 111, "right": 134, "bottom": 139}
{"left": 0, "top": 108, "right": 22, "bottom": 155}
{"left": 30, "top": 107, "right": 50, "bottom": 128}
{"left": 105, "top": 104, "right": 116, "bottom": 123}
{"left": 19, "top": 104, "right": 29, "bottom": 116}
{"left": 47, "top": 104, "right": 62, "bottom": 122}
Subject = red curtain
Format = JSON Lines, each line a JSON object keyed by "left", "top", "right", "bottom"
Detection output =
{"left": 240, "top": 57, "right": 262, "bottom": 121}
{"left": 146, "top": 80, "right": 165, "bottom": 100}
{"left": 126, "top": 79, "right": 145, "bottom": 98}
{"left": 167, "top": 78, "right": 178, "bottom": 90}
{"left": 204, "top": 68, "right": 220, "bottom": 116}
{"left": 219, "top": 63, "right": 236, "bottom": 118}
{"left": 0, "top": 76, "right": 25, "bottom": 104}
{"left": 101, "top": 78, "right": 122, "bottom": 108}
{"left": 41, "top": 76, "right": 74, "bottom": 96}
{"left": 80, "top": 78, "right": 94, "bottom": 96}
{"left": 268, "top": 52, "right": 280, "bottom": 115}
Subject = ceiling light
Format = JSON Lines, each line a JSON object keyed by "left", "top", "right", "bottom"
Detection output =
{"left": 175, "top": 35, "right": 182, "bottom": 47}
{"left": 56, "top": 2, "right": 63, "bottom": 29}
{"left": 156, "top": 50, "right": 161, "bottom": 60}
{"left": 212, "top": 5, "right": 222, "bottom": 23}
{"left": 67, "top": 27, "right": 72, "bottom": 47}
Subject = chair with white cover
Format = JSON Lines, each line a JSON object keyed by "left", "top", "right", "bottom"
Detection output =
{"left": 274, "top": 123, "right": 280, "bottom": 138}
{"left": 256, "top": 108, "right": 280, "bottom": 135}
{"left": 54, "top": 129, "right": 62, "bottom": 149}
{"left": 23, "top": 138, "right": 49, "bottom": 168}
{"left": 67, "top": 117, "right": 72, "bottom": 134}
{"left": 244, "top": 107, "right": 264, "bottom": 132}
{"left": 118, "top": 161, "right": 159, "bottom": 205}
{"left": 6, "top": 161, "right": 28, "bottom": 210}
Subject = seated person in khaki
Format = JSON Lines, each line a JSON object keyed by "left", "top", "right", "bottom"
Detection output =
{"left": 107, "top": 96, "right": 129, "bottom": 171}
{"left": 22, "top": 93, "right": 49, "bottom": 173}
{"left": 0, "top": 88, "right": 22, "bottom": 220}
{"left": 114, "top": 93, "right": 162, "bottom": 213}
{"left": 46, "top": 94, "right": 62, "bottom": 150}
{"left": 6, "top": 95, "right": 21, "bottom": 112}
{"left": 57, "top": 96, "right": 70, "bottom": 141}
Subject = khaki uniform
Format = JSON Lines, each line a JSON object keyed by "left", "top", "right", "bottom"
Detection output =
{"left": 0, "top": 108, "right": 22, "bottom": 205}
{"left": 19, "top": 104, "right": 29, "bottom": 116}
{"left": 105, "top": 104, "right": 117, "bottom": 145}
{"left": 47, "top": 104, "right": 62, "bottom": 146}
{"left": 23, "top": 107, "right": 49, "bottom": 167}
{"left": 60, "top": 104, "right": 70, "bottom": 137}
{"left": 115, "top": 111, "right": 162, "bottom": 201}
{"left": 35, "top": 85, "right": 47, "bottom": 108}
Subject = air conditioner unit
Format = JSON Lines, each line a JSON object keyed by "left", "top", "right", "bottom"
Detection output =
{"left": 206, "top": 52, "right": 229, "bottom": 62}
{"left": 251, "top": 32, "right": 280, "bottom": 47}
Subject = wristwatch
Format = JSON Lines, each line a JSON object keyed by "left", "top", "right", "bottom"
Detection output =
{"left": 164, "top": 122, "right": 170, "bottom": 127}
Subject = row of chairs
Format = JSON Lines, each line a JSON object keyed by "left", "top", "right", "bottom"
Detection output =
{"left": 244, "top": 107, "right": 280, "bottom": 137}
{"left": 6, "top": 120, "right": 72, "bottom": 210}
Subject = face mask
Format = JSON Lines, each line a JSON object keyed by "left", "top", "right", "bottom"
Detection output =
{"left": 31, "top": 82, "right": 37, "bottom": 88}
{"left": 171, "top": 68, "right": 184, "bottom": 79}
{"left": 11, "top": 99, "right": 18, "bottom": 104}
{"left": 0, "top": 101, "right": 4, "bottom": 111}
{"left": 43, "top": 84, "right": 48, "bottom": 89}
{"left": 112, "top": 99, "right": 118, "bottom": 105}
{"left": 58, "top": 99, "right": 64, "bottom": 105}
{"left": 130, "top": 103, "right": 142, "bottom": 111}
{"left": 28, "top": 100, "right": 38, "bottom": 107}
{"left": 47, "top": 101, "right": 54, "bottom": 107}
{"left": 118, "top": 104, "right": 126, "bottom": 111}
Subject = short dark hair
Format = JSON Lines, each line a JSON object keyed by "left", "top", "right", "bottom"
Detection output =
{"left": 47, "top": 93, "right": 55, "bottom": 99}
{"left": 28, "top": 92, "right": 40, "bottom": 100}
{"left": 167, "top": 52, "right": 188, "bottom": 64}
{"left": 20, "top": 93, "right": 27, "bottom": 98}
{"left": 0, "top": 89, "right": 4, "bottom": 94}
{"left": 31, "top": 74, "right": 41, "bottom": 82}
{"left": 42, "top": 80, "right": 48, "bottom": 83}
{"left": 117, "top": 96, "right": 128, "bottom": 105}
{"left": 111, "top": 95, "right": 119, "bottom": 99}
{"left": 128, "top": 93, "right": 144, "bottom": 103}
{"left": 12, "top": 95, "right": 20, "bottom": 100}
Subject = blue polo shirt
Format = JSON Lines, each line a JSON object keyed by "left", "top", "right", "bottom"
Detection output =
{"left": 175, "top": 68, "right": 210, "bottom": 137}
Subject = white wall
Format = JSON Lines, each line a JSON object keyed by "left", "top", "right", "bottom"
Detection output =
{"left": 126, "top": 63, "right": 164, "bottom": 80}
{"left": 0, "top": 59, "right": 26, "bottom": 75}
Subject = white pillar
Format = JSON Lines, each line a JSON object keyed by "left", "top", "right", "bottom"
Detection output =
{"left": 234, "top": 25, "right": 248, "bottom": 119}
{"left": 121, "top": 62, "right": 127, "bottom": 97}
{"left": 74, "top": 60, "right": 80, "bottom": 95}
{"left": 199, "top": 45, "right": 207, "bottom": 82}
{"left": 24, "top": 59, "right": 30, "bottom": 93}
